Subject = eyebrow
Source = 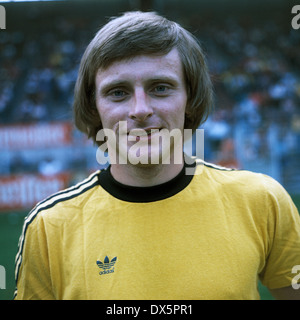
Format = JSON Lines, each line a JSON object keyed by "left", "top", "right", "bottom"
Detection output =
{"left": 98, "top": 76, "right": 180, "bottom": 96}
{"left": 98, "top": 80, "right": 130, "bottom": 95}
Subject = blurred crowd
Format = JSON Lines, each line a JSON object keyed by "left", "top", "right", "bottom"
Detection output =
{"left": 196, "top": 16, "right": 300, "bottom": 171}
{"left": 0, "top": 15, "right": 90, "bottom": 123}
{"left": 0, "top": 3, "right": 300, "bottom": 191}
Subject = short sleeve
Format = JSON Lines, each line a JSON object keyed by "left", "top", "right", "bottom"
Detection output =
{"left": 259, "top": 175, "right": 300, "bottom": 289}
{"left": 14, "top": 213, "right": 55, "bottom": 300}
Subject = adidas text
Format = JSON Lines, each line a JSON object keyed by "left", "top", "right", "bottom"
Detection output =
{"left": 99, "top": 267, "right": 115, "bottom": 275}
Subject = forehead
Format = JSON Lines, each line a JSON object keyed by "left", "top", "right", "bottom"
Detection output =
{"left": 95, "top": 48, "right": 185, "bottom": 87}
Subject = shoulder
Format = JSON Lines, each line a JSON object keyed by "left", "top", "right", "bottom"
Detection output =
{"left": 194, "top": 160, "right": 299, "bottom": 235}
{"left": 29, "top": 170, "right": 100, "bottom": 219}
{"left": 19, "top": 169, "right": 101, "bottom": 227}
{"left": 194, "top": 159, "right": 292, "bottom": 202}
{"left": 196, "top": 159, "right": 266, "bottom": 184}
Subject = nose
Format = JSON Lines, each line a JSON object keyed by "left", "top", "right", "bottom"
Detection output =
{"left": 129, "top": 89, "right": 153, "bottom": 122}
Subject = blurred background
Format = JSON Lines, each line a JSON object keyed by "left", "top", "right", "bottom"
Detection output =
{"left": 0, "top": 0, "right": 299, "bottom": 300}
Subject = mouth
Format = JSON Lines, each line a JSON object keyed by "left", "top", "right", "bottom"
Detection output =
{"left": 127, "top": 128, "right": 161, "bottom": 141}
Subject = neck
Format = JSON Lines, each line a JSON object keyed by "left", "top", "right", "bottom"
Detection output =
{"left": 110, "top": 154, "right": 185, "bottom": 187}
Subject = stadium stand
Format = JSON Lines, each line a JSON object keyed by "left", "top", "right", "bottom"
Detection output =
{"left": 0, "top": 0, "right": 299, "bottom": 205}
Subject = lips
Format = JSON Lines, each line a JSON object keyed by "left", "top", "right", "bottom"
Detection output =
{"left": 129, "top": 128, "right": 160, "bottom": 135}
{"left": 127, "top": 128, "right": 161, "bottom": 141}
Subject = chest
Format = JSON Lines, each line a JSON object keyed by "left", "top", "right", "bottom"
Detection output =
{"left": 47, "top": 200, "right": 266, "bottom": 299}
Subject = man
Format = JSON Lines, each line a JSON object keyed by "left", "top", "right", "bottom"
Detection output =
{"left": 14, "top": 11, "right": 300, "bottom": 300}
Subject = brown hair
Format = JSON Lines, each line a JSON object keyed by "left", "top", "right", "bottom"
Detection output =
{"left": 73, "top": 11, "right": 213, "bottom": 145}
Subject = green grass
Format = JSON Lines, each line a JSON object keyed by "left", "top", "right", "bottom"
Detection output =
{"left": 292, "top": 195, "right": 300, "bottom": 210}
{"left": 0, "top": 211, "right": 27, "bottom": 300}
{"left": 0, "top": 195, "right": 299, "bottom": 300}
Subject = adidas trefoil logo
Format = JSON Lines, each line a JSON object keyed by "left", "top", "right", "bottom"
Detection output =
{"left": 96, "top": 256, "right": 117, "bottom": 275}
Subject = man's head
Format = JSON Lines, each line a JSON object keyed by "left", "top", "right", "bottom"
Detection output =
{"left": 73, "top": 11, "right": 213, "bottom": 145}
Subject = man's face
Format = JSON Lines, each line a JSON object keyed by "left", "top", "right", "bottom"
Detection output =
{"left": 95, "top": 48, "right": 187, "bottom": 165}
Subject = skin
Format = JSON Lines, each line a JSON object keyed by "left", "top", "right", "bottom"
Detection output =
{"left": 95, "top": 48, "right": 187, "bottom": 187}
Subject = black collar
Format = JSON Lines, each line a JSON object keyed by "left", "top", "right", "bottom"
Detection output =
{"left": 98, "top": 158, "right": 196, "bottom": 203}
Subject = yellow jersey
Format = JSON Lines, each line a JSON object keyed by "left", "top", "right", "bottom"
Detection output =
{"left": 14, "top": 160, "right": 300, "bottom": 299}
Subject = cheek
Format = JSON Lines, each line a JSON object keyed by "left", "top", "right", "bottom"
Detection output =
{"left": 163, "top": 96, "right": 186, "bottom": 127}
{"left": 95, "top": 99, "right": 122, "bottom": 129}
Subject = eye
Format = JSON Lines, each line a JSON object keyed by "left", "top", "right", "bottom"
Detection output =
{"left": 112, "top": 89, "right": 126, "bottom": 97}
{"left": 153, "top": 84, "right": 170, "bottom": 95}
{"left": 155, "top": 85, "right": 166, "bottom": 91}
{"left": 107, "top": 88, "right": 128, "bottom": 101}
